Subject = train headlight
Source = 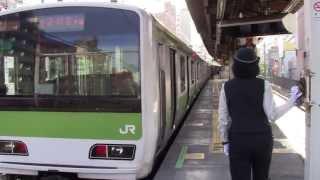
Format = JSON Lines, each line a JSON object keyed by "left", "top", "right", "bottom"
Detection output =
{"left": 89, "top": 144, "right": 135, "bottom": 160}
{"left": 0, "top": 140, "right": 29, "bottom": 156}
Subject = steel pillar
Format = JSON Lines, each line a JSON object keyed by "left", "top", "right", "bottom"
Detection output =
{"left": 304, "top": 0, "right": 320, "bottom": 180}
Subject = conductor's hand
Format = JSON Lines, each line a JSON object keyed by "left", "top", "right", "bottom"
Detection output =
{"left": 290, "top": 85, "right": 302, "bottom": 104}
{"left": 223, "top": 144, "right": 229, "bottom": 156}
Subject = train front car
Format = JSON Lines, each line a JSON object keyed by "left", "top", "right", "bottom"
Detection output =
{"left": 0, "top": 3, "right": 155, "bottom": 180}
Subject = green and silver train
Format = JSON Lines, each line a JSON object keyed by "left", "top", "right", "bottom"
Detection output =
{"left": 0, "top": 2, "right": 210, "bottom": 180}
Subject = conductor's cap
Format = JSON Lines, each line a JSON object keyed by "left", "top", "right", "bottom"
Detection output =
{"left": 234, "top": 47, "right": 259, "bottom": 64}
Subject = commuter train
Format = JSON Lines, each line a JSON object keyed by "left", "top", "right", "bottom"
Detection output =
{"left": 0, "top": 2, "right": 210, "bottom": 180}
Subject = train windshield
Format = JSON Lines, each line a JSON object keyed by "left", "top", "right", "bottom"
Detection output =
{"left": 0, "top": 7, "right": 141, "bottom": 112}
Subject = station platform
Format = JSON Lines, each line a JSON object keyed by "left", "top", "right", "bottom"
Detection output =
{"left": 154, "top": 80, "right": 305, "bottom": 180}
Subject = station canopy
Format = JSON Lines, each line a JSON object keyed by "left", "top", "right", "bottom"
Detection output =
{"left": 186, "top": 0, "right": 303, "bottom": 61}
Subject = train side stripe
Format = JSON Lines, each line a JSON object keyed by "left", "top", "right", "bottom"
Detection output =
{"left": 0, "top": 111, "right": 142, "bottom": 140}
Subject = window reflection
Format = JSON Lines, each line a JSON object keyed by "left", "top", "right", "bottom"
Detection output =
{"left": 180, "top": 56, "right": 186, "bottom": 92}
{"left": 37, "top": 51, "right": 139, "bottom": 97}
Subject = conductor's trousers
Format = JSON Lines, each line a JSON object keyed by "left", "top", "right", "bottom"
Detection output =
{"left": 229, "top": 132, "right": 273, "bottom": 180}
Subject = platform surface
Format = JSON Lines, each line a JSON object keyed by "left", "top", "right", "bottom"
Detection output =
{"left": 154, "top": 80, "right": 304, "bottom": 180}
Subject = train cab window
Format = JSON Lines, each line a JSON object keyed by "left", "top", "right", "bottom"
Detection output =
{"left": 180, "top": 55, "right": 186, "bottom": 92}
{"left": 0, "top": 7, "right": 141, "bottom": 112}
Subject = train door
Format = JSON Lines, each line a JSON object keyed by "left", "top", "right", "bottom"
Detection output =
{"left": 157, "top": 43, "right": 167, "bottom": 146}
{"left": 169, "top": 48, "right": 177, "bottom": 129}
{"left": 190, "top": 58, "right": 195, "bottom": 100}
{"left": 186, "top": 56, "right": 190, "bottom": 106}
{"left": 196, "top": 61, "right": 200, "bottom": 92}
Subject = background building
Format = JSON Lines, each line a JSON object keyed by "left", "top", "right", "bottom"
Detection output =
{"left": 0, "top": 0, "right": 21, "bottom": 9}
{"left": 176, "top": 8, "right": 191, "bottom": 45}
{"left": 154, "top": 1, "right": 176, "bottom": 34}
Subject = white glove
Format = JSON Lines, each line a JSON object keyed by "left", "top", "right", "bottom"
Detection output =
{"left": 223, "top": 144, "right": 229, "bottom": 156}
{"left": 290, "top": 86, "right": 302, "bottom": 103}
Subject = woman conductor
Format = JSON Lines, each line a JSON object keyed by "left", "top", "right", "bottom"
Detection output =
{"left": 218, "top": 47, "right": 302, "bottom": 180}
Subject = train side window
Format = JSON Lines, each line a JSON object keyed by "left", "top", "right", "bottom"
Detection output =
{"left": 180, "top": 55, "right": 186, "bottom": 92}
{"left": 191, "top": 61, "right": 195, "bottom": 84}
{"left": 197, "top": 62, "right": 200, "bottom": 81}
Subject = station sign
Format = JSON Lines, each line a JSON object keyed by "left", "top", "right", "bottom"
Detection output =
{"left": 191, "top": 52, "right": 198, "bottom": 61}
{"left": 312, "top": 0, "right": 320, "bottom": 19}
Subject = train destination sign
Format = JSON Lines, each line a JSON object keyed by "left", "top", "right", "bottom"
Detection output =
{"left": 39, "top": 14, "right": 85, "bottom": 32}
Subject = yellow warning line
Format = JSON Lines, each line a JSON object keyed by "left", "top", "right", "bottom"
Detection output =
{"left": 211, "top": 80, "right": 224, "bottom": 153}
{"left": 212, "top": 109, "right": 223, "bottom": 153}
{"left": 185, "top": 153, "right": 205, "bottom": 160}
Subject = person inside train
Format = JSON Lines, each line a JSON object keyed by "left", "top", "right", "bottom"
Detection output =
{"left": 0, "top": 83, "right": 8, "bottom": 96}
{"left": 218, "top": 47, "right": 302, "bottom": 180}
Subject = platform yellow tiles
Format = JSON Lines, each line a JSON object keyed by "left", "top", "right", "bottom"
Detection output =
{"left": 212, "top": 80, "right": 225, "bottom": 153}
{"left": 212, "top": 109, "right": 223, "bottom": 153}
{"left": 186, "top": 123, "right": 204, "bottom": 127}
{"left": 185, "top": 153, "right": 205, "bottom": 160}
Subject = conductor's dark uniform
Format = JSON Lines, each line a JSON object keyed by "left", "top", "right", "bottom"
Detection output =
{"left": 218, "top": 47, "right": 299, "bottom": 180}
{"left": 224, "top": 78, "right": 273, "bottom": 180}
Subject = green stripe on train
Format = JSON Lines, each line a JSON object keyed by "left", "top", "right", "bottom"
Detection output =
{"left": 0, "top": 111, "right": 142, "bottom": 140}
{"left": 178, "top": 93, "right": 188, "bottom": 111}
